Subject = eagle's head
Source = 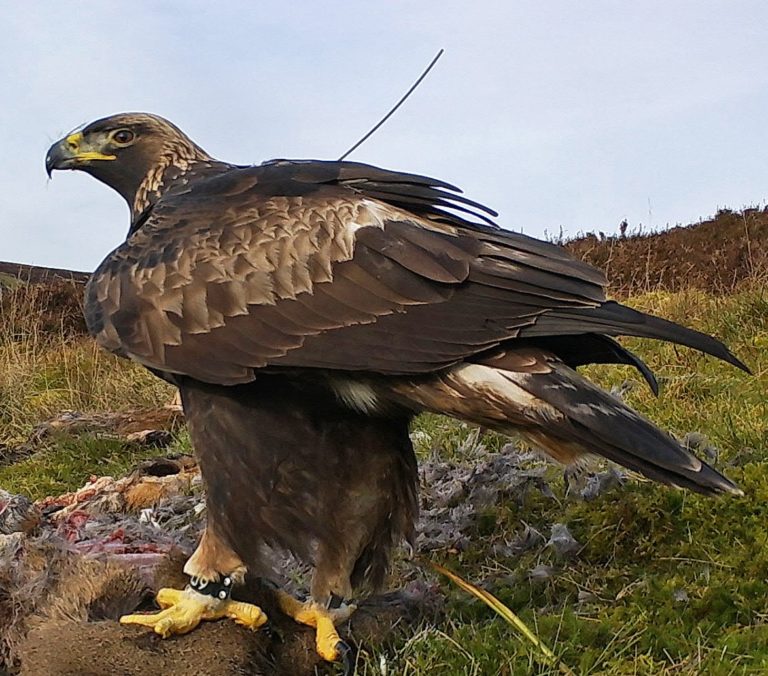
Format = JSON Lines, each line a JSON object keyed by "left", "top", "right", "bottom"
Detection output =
{"left": 46, "top": 112, "right": 215, "bottom": 217}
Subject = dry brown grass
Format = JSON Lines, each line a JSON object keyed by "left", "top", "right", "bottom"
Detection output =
{"left": 0, "top": 281, "right": 171, "bottom": 441}
{"left": 565, "top": 207, "right": 768, "bottom": 297}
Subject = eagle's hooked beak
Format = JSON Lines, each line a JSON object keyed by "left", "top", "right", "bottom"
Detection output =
{"left": 46, "top": 131, "right": 116, "bottom": 177}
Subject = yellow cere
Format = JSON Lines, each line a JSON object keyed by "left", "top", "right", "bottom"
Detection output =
{"left": 65, "top": 131, "right": 117, "bottom": 162}
{"left": 65, "top": 131, "right": 83, "bottom": 149}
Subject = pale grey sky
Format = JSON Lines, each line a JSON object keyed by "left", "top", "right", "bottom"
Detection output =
{"left": 2, "top": 1, "right": 767, "bottom": 271}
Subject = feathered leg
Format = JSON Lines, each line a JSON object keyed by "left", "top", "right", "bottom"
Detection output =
{"left": 172, "top": 376, "right": 417, "bottom": 672}
{"left": 275, "top": 425, "right": 417, "bottom": 674}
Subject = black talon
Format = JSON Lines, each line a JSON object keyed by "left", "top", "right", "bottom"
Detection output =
{"left": 262, "top": 578, "right": 280, "bottom": 592}
{"left": 337, "top": 639, "right": 355, "bottom": 676}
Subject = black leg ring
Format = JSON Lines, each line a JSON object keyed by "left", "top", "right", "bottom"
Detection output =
{"left": 188, "top": 574, "right": 234, "bottom": 601}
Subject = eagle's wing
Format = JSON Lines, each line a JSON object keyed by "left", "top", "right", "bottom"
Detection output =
{"left": 85, "top": 161, "right": 743, "bottom": 385}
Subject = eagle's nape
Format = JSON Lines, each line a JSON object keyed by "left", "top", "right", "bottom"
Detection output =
{"left": 45, "top": 112, "right": 747, "bottom": 669}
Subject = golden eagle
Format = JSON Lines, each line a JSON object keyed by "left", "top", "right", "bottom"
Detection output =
{"left": 46, "top": 113, "right": 745, "bottom": 668}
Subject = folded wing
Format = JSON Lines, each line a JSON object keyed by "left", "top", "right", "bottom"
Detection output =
{"left": 85, "top": 160, "right": 746, "bottom": 386}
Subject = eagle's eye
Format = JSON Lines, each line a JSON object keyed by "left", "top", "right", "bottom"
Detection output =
{"left": 111, "top": 129, "right": 135, "bottom": 146}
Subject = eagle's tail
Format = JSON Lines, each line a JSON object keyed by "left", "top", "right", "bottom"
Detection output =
{"left": 394, "top": 350, "right": 741, "bottom": 496}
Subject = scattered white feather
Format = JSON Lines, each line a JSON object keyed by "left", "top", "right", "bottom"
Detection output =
{"left": 332, "top": 380, "right": 380, "bottom": 413}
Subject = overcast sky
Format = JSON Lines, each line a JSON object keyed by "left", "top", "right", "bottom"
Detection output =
{"left": 3, "top": 1, "right": 767, "bottom": 271}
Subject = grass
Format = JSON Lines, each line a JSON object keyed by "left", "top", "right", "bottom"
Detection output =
{"left": 0, "top": 281, "right": 172, "bottom": 441}
{"left": 1, "top": 279, "right": 767, "bottom": 674}
{"left": 0, "top": 433, "right": 170, "bottom": 500}
{"left": 368, "top": 282, "right": 768, "bottom": 674}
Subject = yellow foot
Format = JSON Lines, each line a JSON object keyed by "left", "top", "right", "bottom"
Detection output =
{"left": 120, "top": 587, "right": 268, "bottom": 638}
{"left": 276, "top": 590, "right": 356, "bottom": 664}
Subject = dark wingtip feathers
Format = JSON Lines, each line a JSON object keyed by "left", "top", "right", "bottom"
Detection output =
{"left": 723, "top": 350, "right": 752, "bottom": 375}
{"left": 675, "top": 460, "right": 744, "bottom": 497}
{"left": 604, "top": 300, "right": 751, "bottom": 374}
{"left": 534, "top": 301, "right": 751, "bottom": 374}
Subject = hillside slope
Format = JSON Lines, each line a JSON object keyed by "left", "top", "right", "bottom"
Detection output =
{"left": 0, "top": 261, "right": 88, "bottom": 285}
{"left": 565, "top": 207, "right": 768, "bottom": 296}
{"left": 4, "top": 205, "right": 766, "bottom": 300}
{"left": 1, "top": 205, "right": 765, "bottom": 345}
